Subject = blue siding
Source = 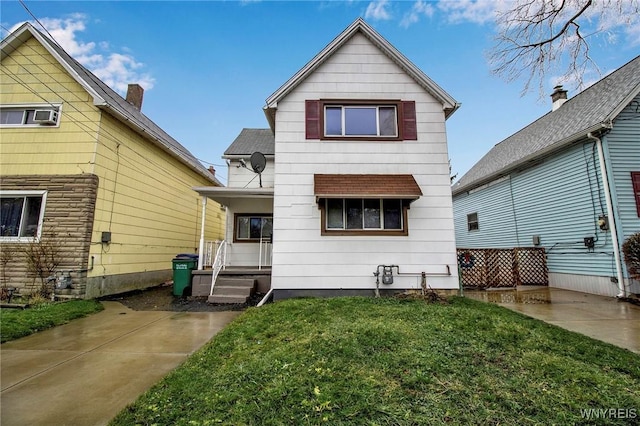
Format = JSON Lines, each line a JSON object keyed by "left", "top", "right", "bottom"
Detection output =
{"left": 510, "top": 142, "right": 616, "bottom": 277}
{"left": 607, "top": 93, "right": 640, "bottom": 241}
{"left": 453, "top": 178, "right": 518, "bottom": 248}
{"left": 453, "top": 141, "right": 618, "bottom": 278}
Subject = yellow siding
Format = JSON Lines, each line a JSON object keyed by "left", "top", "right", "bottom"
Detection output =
{"left": 0, "top": 37, "right": 99, "bottom": 175}
{"left": 2, "top": 33, "right": 225, "bottom": 284}
{"left": 88, "top": 111, "right": 224, "bottom": 278}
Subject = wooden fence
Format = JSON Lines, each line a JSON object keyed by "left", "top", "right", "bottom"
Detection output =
{"left": 457, "top": 248, "right": 548, "bottom": 288}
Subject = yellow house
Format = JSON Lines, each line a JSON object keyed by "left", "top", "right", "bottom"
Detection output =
{"left": 0, "top": 23, "right": 224, "bottom": 298}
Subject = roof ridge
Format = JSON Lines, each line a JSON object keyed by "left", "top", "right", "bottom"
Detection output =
{"left": 453, "top": 55, "right": 640, "bottom": 195}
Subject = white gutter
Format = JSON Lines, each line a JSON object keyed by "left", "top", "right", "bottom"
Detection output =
{"left": 587, "top": 132, "right": 626, "bottom": 298}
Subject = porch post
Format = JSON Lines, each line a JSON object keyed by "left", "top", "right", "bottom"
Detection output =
{"left": 197, "top": 196, "right": 207, "bottom": 270}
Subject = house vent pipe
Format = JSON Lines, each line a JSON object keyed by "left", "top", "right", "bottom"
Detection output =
{"left": 587, "top": 132, "right": 625, "bottom": 298}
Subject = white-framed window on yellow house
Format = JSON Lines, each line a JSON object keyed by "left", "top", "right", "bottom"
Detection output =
{"left": 0, "top": 191, "right": 47, "bottom": 241}
{"left": 0, "top": 104, "right": 61, "bottom": 127}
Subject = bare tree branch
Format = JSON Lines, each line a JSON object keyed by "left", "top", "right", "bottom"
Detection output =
{"left": 488, "top": 0, "right": 639, "bottom": 98}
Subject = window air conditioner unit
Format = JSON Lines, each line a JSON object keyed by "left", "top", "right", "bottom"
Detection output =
{"left": 33, "top": 109, "right": 58, "bottom": 125}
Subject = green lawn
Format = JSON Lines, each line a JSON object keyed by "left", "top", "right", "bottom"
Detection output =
{"left": 112, "top": 296, "right": 640, "bottom": 425}
{"left": 0, "top": 300, "right": 104, "bottom": 343}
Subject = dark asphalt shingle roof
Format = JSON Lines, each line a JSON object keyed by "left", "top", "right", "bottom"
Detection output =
{"left": 452, "top": 55, "right": 640, "bottom": 195}
{"left": 224, "top": 128, "right": 275, "bottom": 156}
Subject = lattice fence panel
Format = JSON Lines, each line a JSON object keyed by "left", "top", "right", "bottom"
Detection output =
{"left": 514, "top": 248, "right": 548, "bottom": 285}
{"left": 457, "top": 247, "right": 548, "bottom": 288}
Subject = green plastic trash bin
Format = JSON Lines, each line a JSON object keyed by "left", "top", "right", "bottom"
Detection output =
{"left": 172, "top": 254, "right": 198, "bottom": 296}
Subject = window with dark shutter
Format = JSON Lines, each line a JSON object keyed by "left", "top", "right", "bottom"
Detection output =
{"left": 305, "top": 100, "right": 321, "bottom": 139}
{"left": 632, "top": 172, "right": 640, "bottom": 217}
{"left": 308, "top": 99, "right": 416, "bottom": 141}
{"left": 401, "top": 101, "right": 417, "bottom": 140}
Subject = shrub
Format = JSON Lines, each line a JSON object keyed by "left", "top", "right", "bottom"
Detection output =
{"left": 622, "top": 232, "right": 640, "bottom": 280}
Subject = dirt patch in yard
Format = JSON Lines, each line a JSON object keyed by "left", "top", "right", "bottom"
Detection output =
{"left": 99, "top": 282, "right": 265, "bottom": 312}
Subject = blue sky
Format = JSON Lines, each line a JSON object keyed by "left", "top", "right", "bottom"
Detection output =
{"left": 3, "top": 1, "right": 639, "bottom": 184}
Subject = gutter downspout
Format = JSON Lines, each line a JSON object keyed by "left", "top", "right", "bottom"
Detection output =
{"left": 197, "top": 196, "right": 207, "bottom": 270}
{"left": 587, "top": 132, "right": 626, "bottom": 298}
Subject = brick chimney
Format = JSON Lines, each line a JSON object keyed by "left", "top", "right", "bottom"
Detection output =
{"left": 551, "top": 85, "right": 568, "bottom": 111}
{"left": 126, "top": 84, "right": 144, "bottom": 110}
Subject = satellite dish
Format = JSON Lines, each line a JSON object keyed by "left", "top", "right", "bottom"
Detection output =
{"left": 250, "top": 152, "right": 267, "bottom": 174}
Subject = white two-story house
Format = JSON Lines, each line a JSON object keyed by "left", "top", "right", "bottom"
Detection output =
{"left": 195, "top": 18, "right": 460, "bottom": 301}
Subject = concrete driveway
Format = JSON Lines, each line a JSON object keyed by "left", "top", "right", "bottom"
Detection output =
{"left": 466, "top": 287, "right": 640, "bottom": 354}
{"left": 1, "top": 301, "right": 240, "bottom": 426}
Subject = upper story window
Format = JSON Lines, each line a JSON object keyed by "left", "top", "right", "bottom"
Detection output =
{"left": 306, "top": 100, "right": 416, "bottom": 141}
{"left": 325, "top": 105, "right": 397, "bottom": 137}
{"left": 0, "top": 105, "right": 60, "bottom": 127}
{"left": 0, "top": 191, "right": 47, "bottom": 241}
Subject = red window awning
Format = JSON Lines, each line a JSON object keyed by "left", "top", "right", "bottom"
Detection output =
{"left": 314, "top": 174, "right": 422, "bottom": 201}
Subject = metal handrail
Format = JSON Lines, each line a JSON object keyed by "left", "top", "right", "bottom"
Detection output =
{"left": 209, "top": 240, "right": 227, "bottom": 296}
{"left": 204, "top": 240, "right": 223, "bottom": 268}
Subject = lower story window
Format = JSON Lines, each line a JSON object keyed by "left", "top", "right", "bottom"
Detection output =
{"left": 322, "top": 198, "right": 407, "bottom": 235}
{"left": 467, "top": 212, "right": 479, "bottom": 231}
{"left": 234, "top": 214, "right": 273, "bottom": 242}
{"left": 0, "top": 191, "right": 47, "bottom": 240}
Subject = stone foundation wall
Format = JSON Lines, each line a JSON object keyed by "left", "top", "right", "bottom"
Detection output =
{"left": 0, "top": 174, "right": 98, "bottom": 296}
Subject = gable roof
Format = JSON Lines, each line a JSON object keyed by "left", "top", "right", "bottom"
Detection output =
{"left": 223, "top": 128, "right": 275, "bottom": 157}
{"left": 1, "top": 23, "right": 221, "bottom": 186}
{"left": 263, "top": 18, "right": 460, "bottom": 130}
{"left": 452, "top": 55, "right": 640, "bottom": 196}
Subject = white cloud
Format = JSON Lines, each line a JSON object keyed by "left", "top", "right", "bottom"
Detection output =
{"left": 437, "top": 0, "right": 501, "bottom": 25}
{"left": 365, "top": 0, "right": 392, "bottom": 21}
{"left": 11, "top": 14, "right": 155, "bottom": 95}
{"left": 594, "top": 1, "right": 640, "bottom": 46}
{"left": 400, "top": 0, "right": 435, "bottom": 28}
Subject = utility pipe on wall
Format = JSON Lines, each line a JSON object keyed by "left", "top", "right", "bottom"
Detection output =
{"left": 587, "top": 132, "right": 626, "bottom": 298}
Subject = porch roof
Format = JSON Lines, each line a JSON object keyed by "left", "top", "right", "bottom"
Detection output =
{"left": 314, "top": 174, "right": 422, "bottom": 201}
{"left": 193, "top": 186, "right": 274, "bottom": 206}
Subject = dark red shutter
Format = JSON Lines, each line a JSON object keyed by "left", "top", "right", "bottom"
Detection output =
{"left": 401, "top": 101, "right": 417, "bottom": 140}
{"left": 632, "top": 172, "right": 640, "bottom": 217}
{"left": 305, "top": 100, "right": 321, "bottom": 139}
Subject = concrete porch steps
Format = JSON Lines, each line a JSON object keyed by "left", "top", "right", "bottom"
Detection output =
{"left": 207, "top": 277, "right": 256, "bottom": 304}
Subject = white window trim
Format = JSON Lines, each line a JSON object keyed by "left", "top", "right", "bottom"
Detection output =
{"left": 0, "top": 103, "right": 62, "bottom": 128}
{"left": 324, "top": 105, "right": 398, "bottom": 138}
{"left": 0, "top": 190, "right": 48, "bottom": 242}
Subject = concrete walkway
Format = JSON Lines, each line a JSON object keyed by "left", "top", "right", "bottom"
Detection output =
{"left": 467, "top": 287, "right": 640, "bottom": 354}
{"left": 1, "top": 301, "right": 240, "bottom": 426}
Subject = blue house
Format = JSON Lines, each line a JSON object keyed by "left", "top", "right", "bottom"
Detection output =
{"left": 452, "top": 56, "right": 640, "bottom": 298}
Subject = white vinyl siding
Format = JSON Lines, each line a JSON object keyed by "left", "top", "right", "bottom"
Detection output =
{"left": 271, "top": 33, "right": 458, "bottom": 291}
